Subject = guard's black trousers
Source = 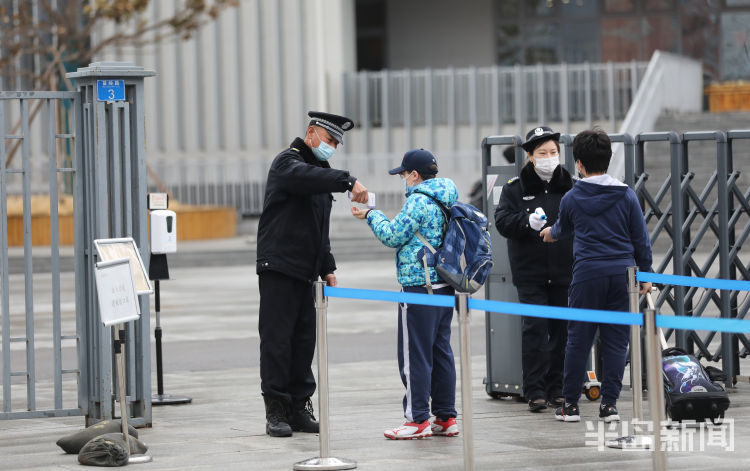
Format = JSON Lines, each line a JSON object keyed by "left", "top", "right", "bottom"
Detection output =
{"left": 516, "top": 284, "right": 569, "bottom": 401}
{"left": 258, "top": 271, "right": 316, "bottom": 404}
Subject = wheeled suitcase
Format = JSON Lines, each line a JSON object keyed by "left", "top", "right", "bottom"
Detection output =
{"left": 662, "top": 347, "right": 730, "bottom": 423}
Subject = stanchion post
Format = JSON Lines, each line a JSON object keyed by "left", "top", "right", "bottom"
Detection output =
{"left": 643, "top": 307, "right": 667, "bottom": 470}
{"left": 316, "top": 280, "right": 331, "bottom": 460}
{"left": 456, "top": 293, "right": 474, "bottom": 471}
{"left": 293, "top": 282, "right": 356, "bottom": 471}
{"left": 608, "top": 267, "right": 650, "bottom": 449}
{"left": 628, "top": 267, "right": 644, "bottom": 425}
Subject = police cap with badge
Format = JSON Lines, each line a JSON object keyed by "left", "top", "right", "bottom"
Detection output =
{"left": 308, "top": 111, "right": 354, "bottom": 145}
{"left": 521, "top": 126, "right": 560, "bottom": 153}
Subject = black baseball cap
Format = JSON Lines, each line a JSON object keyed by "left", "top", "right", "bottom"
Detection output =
{"left": 521, "top": 126, "right": 561, "bottom": 153}
{"left": 388, "top": 149, "right": 439, "bottom": 175}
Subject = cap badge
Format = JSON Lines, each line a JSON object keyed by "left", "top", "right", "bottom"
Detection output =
{"left": 534, "top": 127, "right": 544, "bottom": 136}
{"left": 341, "top": 122, "right": 352, "bottom": 130}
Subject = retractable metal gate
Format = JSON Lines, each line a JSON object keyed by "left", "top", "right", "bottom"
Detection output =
{"left": 1, "top": 62, "right": 155, "bottom": 425}
{"left": 483, "top": 130, "right": 750, "bottom": 386}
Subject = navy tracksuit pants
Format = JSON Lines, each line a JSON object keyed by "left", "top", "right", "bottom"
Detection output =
{"left": 563, "top": 273, "right": 630, "bottom": 406}
{"left": 397, "top": 285, "right": 457, "bottom": 423}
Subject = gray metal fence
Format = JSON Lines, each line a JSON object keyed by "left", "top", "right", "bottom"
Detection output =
{"left": 1, "top": 62, "right": 155, "bottom": 425}
{"left": 0, "top": 91, "right": 84, "bottom": 419}
{"left": 343, "top": 62, "right": 647, "bottom": 138}
{"left": 483, "top": 130, "right": 750, "bottom": 380}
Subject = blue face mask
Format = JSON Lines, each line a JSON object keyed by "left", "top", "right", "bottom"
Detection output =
{"left": 401, "top": 173, "right": 415, "bottom": 194}
{"left": 312, "top": 129, "right": 336, "bottom": 161}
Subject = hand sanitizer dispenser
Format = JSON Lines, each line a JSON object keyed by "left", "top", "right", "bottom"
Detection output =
{"left": 150, "top": 210, "right": 177, "bottom": 254}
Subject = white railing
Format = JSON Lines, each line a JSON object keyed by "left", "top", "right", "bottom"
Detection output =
{"left": 341, "top": 61, "right": 648, "bottom": 154}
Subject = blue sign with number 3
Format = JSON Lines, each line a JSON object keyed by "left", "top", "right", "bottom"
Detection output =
{"left": 96, "top": 80, "right": 125, "bottom": 102}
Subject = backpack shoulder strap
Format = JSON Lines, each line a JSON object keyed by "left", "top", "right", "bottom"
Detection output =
{"left": 413, "top": 190, "right": 450, "bottom": 219}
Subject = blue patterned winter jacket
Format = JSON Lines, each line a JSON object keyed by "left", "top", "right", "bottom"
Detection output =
{"left": 365, "top": 177, "right": 459, "bottom": 287}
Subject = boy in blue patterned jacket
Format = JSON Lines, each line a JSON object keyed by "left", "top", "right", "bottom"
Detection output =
{"left": 352, "top": 149, "right": 460, "bottom": 440}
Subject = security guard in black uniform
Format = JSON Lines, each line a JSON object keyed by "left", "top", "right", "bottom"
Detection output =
{"left": 494, "top": 126, "right": 574, "bottom": 412}
{"left": 257, "top": 111, "right": 368, "bottom": 437}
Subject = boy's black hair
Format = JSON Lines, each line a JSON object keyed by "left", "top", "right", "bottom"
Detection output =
{"left": 573, "top": 128, "right": 612, "bottom": 174}
{"left": 418, "top": 171, "right": 436, "bottom": 180}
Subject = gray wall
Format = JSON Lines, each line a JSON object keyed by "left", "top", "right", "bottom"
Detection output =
{"left": 386, "top": 0, "right": 495, "bottom": 69}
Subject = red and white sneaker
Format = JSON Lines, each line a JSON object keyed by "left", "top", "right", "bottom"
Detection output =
{"left": 431, "top": 417, "right": 459, "bottom": 437}
{"left": 384, "top": 420, "right": 432, "bottom": 440}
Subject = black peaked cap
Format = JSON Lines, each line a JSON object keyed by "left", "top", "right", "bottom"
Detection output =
{"left": 308, "top": 111, "right": 354, "bottom": 145}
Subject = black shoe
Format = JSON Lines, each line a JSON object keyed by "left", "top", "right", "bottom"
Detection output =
{"left": 528, "top": 398, "right": 547, "bottom": 412}
{"left": 289, "top": 398, "right": 319, "bottom": 433}
{"left": 264, "top": 396, "right": 292, "bottom": 437}
{"left": 547, "top": 397, "right": 564, "bottom": 408}
{"left": 554, "top": 403, "right": 580, "bottom": 422}
{"left": 599, "top": 403, "right": 620, "bottom": 423}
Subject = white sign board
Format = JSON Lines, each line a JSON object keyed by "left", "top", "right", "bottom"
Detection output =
{"left": 148, "top": 192, "right": 168, "bottom": 210}
{"left": 94, "top": 237, "right": 153, "bottom": 294}
{"left": 94, "top": 258, "right": 141, "bottom": 326}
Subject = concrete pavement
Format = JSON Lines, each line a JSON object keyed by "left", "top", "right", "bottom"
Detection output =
{"left": 2, "top": 231, "right": 750, "bottom": 470}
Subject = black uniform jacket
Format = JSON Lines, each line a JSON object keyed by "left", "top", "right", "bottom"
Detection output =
{"left": 494, "top": 162, "right": 575, "bottom": 287}
{"left": 256, "top": 138, "right": 356, "bottom": 283}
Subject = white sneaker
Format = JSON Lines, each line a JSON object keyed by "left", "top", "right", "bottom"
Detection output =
{"left": 384, "top": 420, "right": 432, "bottom": 440}
{"left": 431, "top": 417, "right": 459, "bottom": 437}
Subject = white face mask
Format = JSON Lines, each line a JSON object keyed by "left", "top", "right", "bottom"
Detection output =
{"left": 534, "top": 156, "right": 559, "bottom": 173}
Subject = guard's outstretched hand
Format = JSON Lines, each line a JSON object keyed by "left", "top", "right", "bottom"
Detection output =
{"left": 350, "top": 180, "right": 368, "bottom": 203}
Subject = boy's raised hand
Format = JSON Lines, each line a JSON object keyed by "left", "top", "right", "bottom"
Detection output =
{"left": 540, "top": 227, "right": 557, "bottom": 242}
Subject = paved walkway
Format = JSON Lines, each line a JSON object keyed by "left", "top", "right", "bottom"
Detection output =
{"left": 2, "top": 235, "right": 750, "bottom": 470}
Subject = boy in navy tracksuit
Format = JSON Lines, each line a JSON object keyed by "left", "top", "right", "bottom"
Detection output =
{"left": 541, "top": 129, "right": 652, "bottom": 423}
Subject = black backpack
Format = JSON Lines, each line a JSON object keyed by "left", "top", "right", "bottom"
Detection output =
{"left": 662, "top": 347, "right": 730, "bottom": 423}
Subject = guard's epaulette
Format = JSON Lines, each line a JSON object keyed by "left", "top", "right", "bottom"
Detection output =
{"left": 290, "top": 147, "right": 300, "bottom": 153}
{"left": 507, "top": 176, "right": 519, "bottom": 184}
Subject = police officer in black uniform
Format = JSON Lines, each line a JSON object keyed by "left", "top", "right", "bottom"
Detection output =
{"left": 257, "top": 111, "right": 368, "bottom": 437}
{"left": 494, "top": 126, "right": 574, "bottom": 412}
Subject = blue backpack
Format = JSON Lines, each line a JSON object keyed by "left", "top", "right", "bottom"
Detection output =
{"left": 414, "top": 192, "right": 493, "bottom": 294}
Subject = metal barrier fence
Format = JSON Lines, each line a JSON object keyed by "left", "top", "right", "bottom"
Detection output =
{"left": 343, "top": 62, "right": 647, "bottom": 138}
{"left": 1, "top": 62, "right": 155, "bottom": 426}
{"left": 1, "top": 91, "right": 83, "bottom": 419}
{"left": 313, "top": 272, "right": 750, "bottom": 470}
{"left": 483, "top": 131, "right": 750, "bottom": 383}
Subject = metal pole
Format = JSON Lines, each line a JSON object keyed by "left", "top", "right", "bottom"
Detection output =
{"left": 644, "top": 308, "right": 667, "bottom": 470}
{"left": 155, "top": 280, "right": 163, "bottom": 396}
{"left": 457, "top": 293, "right": 474, "bottom": 471}
{"left": 628, "top": 268, "right": 644, "bottom": 426}
{"left": 294, "top": 281, "right": 356, "bottom": 470}
{"left": 317, "top": 281, "right": 330, "bottom": 460}
{"left": 151, "top": 277, "right": 192, "bottom": 406}
{"left": 116, "top": 326, "right": 153, "bottom": 464}
{"left": 608, "top": 267, "right": 650, "bottom": 449}
{"left": 114, "top": 328, "right": 129, "bottom": 442}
